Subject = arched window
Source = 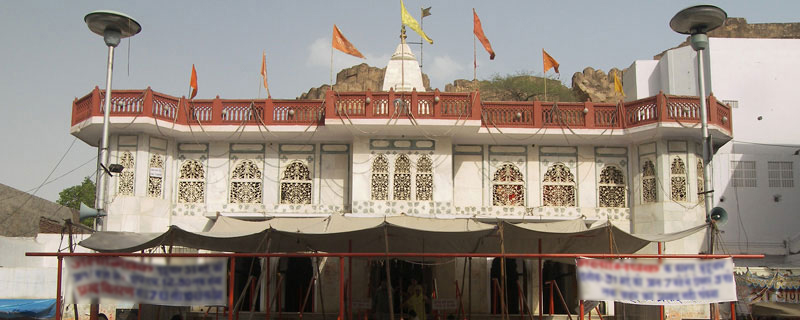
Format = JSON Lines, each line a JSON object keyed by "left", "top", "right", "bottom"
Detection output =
{"left": 371, "top": 154, "right": 389, "bottom": 200}
{"left": 393, "top": 154, "right": 411, "bottom": 200}
{"left": 280, "top": 161, "right": 312, "bottom": 204}
{"left": 118, "top": 151, "right": 135, "bottom": 196}
{"left": 177, "top": 159, "right": 205, "bottom": 203}
{"left": 599, "top": 165, "right": 626, "bottom": 208}
{"left": 642, "top": 160, "right": 657, "bottom": 203}
{"left": 492, "top": 163, "right": 524, "bottom": 206}
{"left": 697, "top": 158, "right": 704, "bottom": 204}
{"left": 147, "top": 154, "right": 164, "bottom": 198}
{"left": 416, "top": 155, "right": 433, "bottom": 201}
{"left": 671, "top": 157, "right": 687, "bottom": 201}
{"left": 542, "top": 163, "right": 576, "bottom": 207}
{"left": 230, "top": 159, "right": 262, "bottom": 203}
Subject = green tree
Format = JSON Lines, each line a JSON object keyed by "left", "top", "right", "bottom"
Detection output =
{"left": 479, "top": 71, "right": 577, "bottom": 102}
{"left": 57, "top": 177, "right": 96, "bottom": 227}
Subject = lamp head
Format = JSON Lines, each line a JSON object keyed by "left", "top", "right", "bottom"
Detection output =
{"left": 84, "top": 10, "right": 141, "bottom": 47}
{"left": 670, "top": 5, "right": 727, "bottom": 35}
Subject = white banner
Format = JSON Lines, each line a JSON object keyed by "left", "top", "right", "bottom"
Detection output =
{"left": 66, "top": 256, "right": 227, "bottom": 307}
{"left": 577, "top": 258, "right": 736, "bottom": 305}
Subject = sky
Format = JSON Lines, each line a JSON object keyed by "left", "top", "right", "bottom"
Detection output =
{"left": 1, "top": 0, "right": 798, "bottom": 203}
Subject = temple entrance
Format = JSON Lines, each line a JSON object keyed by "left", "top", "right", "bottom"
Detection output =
{"left": 490, "top": 258, "right": 527, "bottom": 314}
{"left": 541, "top": 260, "right": 577, "bottom": 314}
{"left": 369, "top": 259, "right": 434, "bottom": 315}
{"left": 278, "top": 257, "right": 314, "bottom": 312}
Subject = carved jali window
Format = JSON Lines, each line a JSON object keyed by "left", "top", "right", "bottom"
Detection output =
{"left": 117, "top": 151, "right": 135, "bottom": 196}
{"left": 599, "top": 165, "right": 626, "bottom": 208}
{"left": 229, "top": 159, "right": 262, "bottom": 203}
{"left": 416, "top": 155, "right": 433, "bottom": 201}
{"left": 697, "top": 159, "right": 704, "bottom": 203}
{"left": 642, "top": 160, "right": 656, "bottom": 203}
{"left": 492, "top": 163, "right": 524, "bottom": 206}
{"left": 670, "top": 157, "right": 687, "bottom": 201}
{"left": 371, "top": 154, "right": 389, "bottom": 200}
{"left": 280, "top": 161, "right": 312, "bottom": 204}
{"left": 178, "top": 159, "right": 205, "bottom": 203}
{"left": 393, "top": 154, "right": 411, "bottom": 200}
{"left": 542, "top": 163, "right": 576, "bottom": 207}
{"left": 147, "top": 154, "right": 164, "bottom": 198}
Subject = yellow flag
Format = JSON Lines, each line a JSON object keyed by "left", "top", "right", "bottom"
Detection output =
{"left": 401, "top": 0, "right": 432, "bottom": 44}
{"left": 614, "top": 71, "right": 625, "bottom": 97}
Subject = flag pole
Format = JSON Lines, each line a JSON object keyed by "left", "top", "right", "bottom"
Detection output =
{"left": 420, "top": 8, "right": 424, "bottom": 70}
{"left": 473, "top": 35, "right": 477, "bottom": 81}
{"left": 330, "top": 41, "right": 334, "bottom": 86}
{"left": 401, "top": 25, "right": 406, "bottom": 91}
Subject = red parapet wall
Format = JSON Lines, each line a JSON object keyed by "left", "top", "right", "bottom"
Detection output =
{"left": 71, "top": 88, "right": 731, "bottom": 132}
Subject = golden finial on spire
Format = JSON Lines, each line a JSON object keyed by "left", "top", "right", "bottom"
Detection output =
{"left": 400, "top": 25, "right": 407, "bottom": 43}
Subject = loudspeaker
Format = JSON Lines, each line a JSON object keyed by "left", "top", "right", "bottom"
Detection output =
{"left": 709, "top": 207, "right": 728, "bottom": 226}
{"left": 79, "top": 203, "right": 107, "bottom": 221}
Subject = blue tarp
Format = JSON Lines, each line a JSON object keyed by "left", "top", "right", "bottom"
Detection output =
{"left": 0, "top": 299, "right": 56, "bottom": 319}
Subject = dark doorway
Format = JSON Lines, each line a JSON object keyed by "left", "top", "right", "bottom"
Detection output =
{"left": 369, "top": 259, "right": 434, "bottom": 314}
{"left": 541, "top": 260, "right": 577, "bottom": 314}
{"left": 490, "top": 258, "right": 527, "bottom": 314}
{"left": 279, "top": 257, "right": 314, "bottom": 312}
{"left": 233, "top": 257, "right": 261, "bottom": 312}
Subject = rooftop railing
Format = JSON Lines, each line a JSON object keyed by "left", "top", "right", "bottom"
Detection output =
{"left": 72, "top": 87, "right": 732, "bottom": 132}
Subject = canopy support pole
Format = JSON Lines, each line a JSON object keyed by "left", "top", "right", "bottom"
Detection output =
{"left": 56, "top": 256, "right": 63, "bottom": 320}
{"left": 339, "top": 256, "right": 345, "bottom": 320}
{"left": 500, "top": 223, "right": 509, "bottom": 320}
{"left": 229, "top": 257, "right": 235, "bottom": 320}
{"left": 538, "top": 239, "right": 543, "bottom": 320}
{"left": 468, "top": 257, "right": 472, "bottom": 320}
{"left": 384, "top": 226, "right": 395, "bottom": 320}
{"left": 658, "top": 242, "right": 664, "bottom": 320}
{"left": 266, "top": 257, "right": 270, "bottom": 320}
{"left": 349, "top": 240, "right": 353, "bottom": 320}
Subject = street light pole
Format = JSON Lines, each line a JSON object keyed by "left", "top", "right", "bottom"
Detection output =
{"left": 84, "top": 11, "right": 142, "bottom": 232}
{"left": 670, "top": 5, "right": 727, "bottom": 320}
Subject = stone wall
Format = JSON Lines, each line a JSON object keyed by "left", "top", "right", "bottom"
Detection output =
{"left": 300, "top": 63, "right": 431, "bottom": 99}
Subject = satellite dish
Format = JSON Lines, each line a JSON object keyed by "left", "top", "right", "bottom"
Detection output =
{"left": 709, "top": 207, "right": 728, "bottom": 226}
{"left": 79, "top": 203, "right": 107, "bottom": 221}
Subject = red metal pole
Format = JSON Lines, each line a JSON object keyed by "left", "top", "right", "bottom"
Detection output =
{"left": 229, "top": 258, "right": 235, "bottom": 320}
{"left": 579, "top": 301, "right": 584, "bottom": 320}
{"left": 730, "top": 301, "right": 736, "bottom": 320}
{"left": 266, "top": 258, "right": 270, "bottom": 320}
{"left": 339, "top": 256, "right": 345, "bottom": 320}
{"left": 658, "top": 242, "right": 664, "bottom": 320}
{"left": 538, "top": 239, "right": 542, "bottom": 320}
{"left": 56, "top": 256, "right": 63, "bottom": 320}
{"left": 26, "top": 252, "right": 766, "bottom": 259}
{"left": 349, "top": 240, "right": 353, "bottom": 320}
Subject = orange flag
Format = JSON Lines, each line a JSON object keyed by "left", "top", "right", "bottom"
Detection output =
{"left": 473, "top": 9, "right": 495, "bottom": 60}
{"left": 261, "top": 51, "right": 270, "bottom": 98}
{"left": 542, "top": 49, "right": 559, "bottom": 73}
{"left": 189, "top": 64, "right": 198, "bottom": 99}
{"left": 332, "top": 24, "right": 365, "bottom": 59}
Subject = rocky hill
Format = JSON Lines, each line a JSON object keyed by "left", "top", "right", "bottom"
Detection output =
{"left": 299, "top": 18, "right": 799, "bottom": 103}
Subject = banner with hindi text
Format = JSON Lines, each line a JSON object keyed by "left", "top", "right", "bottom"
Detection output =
{"left": 577, "top": 258, "right": 736, "bottom": 305}
{"left": 66, "top": 256, "right": 227, "bottom": 307}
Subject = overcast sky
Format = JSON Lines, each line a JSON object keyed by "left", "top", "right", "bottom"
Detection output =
{"left": 1, "top": 1, "right": 798, "bottom": 202}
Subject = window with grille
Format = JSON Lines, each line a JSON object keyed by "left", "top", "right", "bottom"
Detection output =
{"left": 542, "top": 163, "right": 576, "bottom": 207}
{"left": 731, "top": 161, "right": 757, "bottom": 188}
{"left": 768, "top": 161, "right": 794, "bottom": 188}
{"left": 118, "top": 151, "right": 135, "bottom": 196}
{"left": 599, "top": 165, "right": 626, "bottom": 208}
{"left": 280, "top": 161, "right": 312, "bottom": 204}
{"left": 416, "top": 155, "right": 433, "bottom": 201}
{"left": 492, "top": 163, "right": 525, "bottom": 206}
{"left": 371, "top": 154, "right": 389, "bottom": 200}
{"left": 177, "top": 159, "right": 205, "bottom": 203}
{"left": 670, "top": 157, "right": 687, "bottom": 201}
{"left": 229, "top": 159, "right": 263, "bottom": 203}
{"left": 393, "top": 154, "right": 411, "bottom": 200}
{"left": 642, "top": 160, "right": 657, "bottom": 203}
